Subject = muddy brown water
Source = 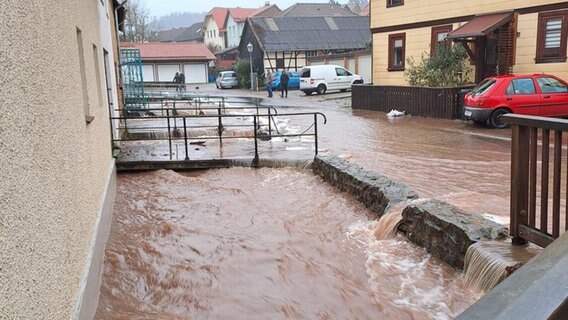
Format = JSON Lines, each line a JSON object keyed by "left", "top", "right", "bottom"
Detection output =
{"left": 95, "top": 168, "right": 480, "bottom": 319}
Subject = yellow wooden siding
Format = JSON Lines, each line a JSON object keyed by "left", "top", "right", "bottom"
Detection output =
{"left": 513, "top": 13, "right": 568, "bottom": 80}
{"left": 373, "top": 24, "right": 479, "bottom": 85}
{"left": 371, "top": 0, "right": 561, "bottom": 29}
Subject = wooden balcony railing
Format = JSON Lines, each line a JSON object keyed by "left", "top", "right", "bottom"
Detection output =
{"left": 504, "top": 114, "right": 568, "bottom": 247}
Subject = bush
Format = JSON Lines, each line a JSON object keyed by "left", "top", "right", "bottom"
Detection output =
{"left": 405, "top": 43, "right": 471, "bottom": 87}
{"left": 234, "top": 59, "right": 251, "bottom": 89}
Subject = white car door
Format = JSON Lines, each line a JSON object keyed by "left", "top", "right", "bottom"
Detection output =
{"left": 334, "top": 67, "right": 353, "bottom": 90}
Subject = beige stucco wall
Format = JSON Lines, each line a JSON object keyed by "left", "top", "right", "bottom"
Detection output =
{"left": 371, "top": 0, "right": 562, "bottom": 28}
{"left": 514, "top": 12, "right": 568, "bottom": 80}
{"left": 0, "top": 1, "right": 115, "bottom": 318}
{"left": 203, "top": 16, "right": 225, "bottom": 50}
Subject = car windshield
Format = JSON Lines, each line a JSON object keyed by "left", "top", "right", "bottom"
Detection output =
{"left": 471, "top": 79, "right": 497, "bottom": 96}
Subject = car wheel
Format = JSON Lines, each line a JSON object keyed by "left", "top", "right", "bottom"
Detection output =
{"left": 216, "top": 83, "right": 219, "bottom": 89}
{"left": 340, "top": 89, "right": 347, "bottom": 92}
{"left": 302, "top": 90, "right": 312, "bottom": 96}
{"left": 489, "top": 109, "right": 510, "bottom": 129}
{"left": 316, "top": 84, "right": 326, "bottom": 95}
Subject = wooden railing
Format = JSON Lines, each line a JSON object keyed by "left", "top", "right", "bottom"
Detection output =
{"left": 351, "top": 84, "right": 474, "bottom": 119}
{"left": 504, "top": 114, "right": 568, "bottom": 247}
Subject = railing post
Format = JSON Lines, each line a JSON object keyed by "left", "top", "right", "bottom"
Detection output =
{"left": 253, "top": 116, "right": 259, "bottom": 163}
{"left": 166, "top": 109, "right": 172, "bottom": 160}
{"left": 268, "top": 108, "right": 272, "bottom": 136}
{"left": 314, "top": 113, "right": 318, "bottom": 156}
{"left": 511, "top": 124, "right": 529, "bottom": 246}
{"left": 183, "top": 117, "right": 189, "bottom": 161}
{"left": 218, "top": 104, "right": 223, "bottom": 144}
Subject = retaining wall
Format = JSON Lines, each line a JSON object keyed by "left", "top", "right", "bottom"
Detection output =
{"left": 312, "top": 155, "right": 509, "bottom": 269}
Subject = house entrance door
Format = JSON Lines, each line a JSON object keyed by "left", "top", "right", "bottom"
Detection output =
{"left": 475, "top": 22, "right": 516, "bottom": 83}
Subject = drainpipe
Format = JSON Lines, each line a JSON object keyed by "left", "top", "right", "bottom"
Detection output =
{"left": 114, "top": 0, "right": 127, "bottom": 114}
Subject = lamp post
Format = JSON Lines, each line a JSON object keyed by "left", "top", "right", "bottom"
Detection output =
{"left": 247, "top": 42, "right": 253, "bottom": 91}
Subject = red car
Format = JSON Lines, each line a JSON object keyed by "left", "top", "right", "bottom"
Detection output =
{"left": 464, "top": 74, "right": 568, "bottom": 128}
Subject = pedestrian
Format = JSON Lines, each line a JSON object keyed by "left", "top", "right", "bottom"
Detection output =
{"left": 280, "top": 70, "right": 289, "bottom": 98}
{"left": 179, "top": 72, "right": 186, "bottom": 91}
{"left": 173, "top": 72, "right": 181, "bottom": 92}
{"left": 266, "top": 70, "right": 273, "bottom": 98}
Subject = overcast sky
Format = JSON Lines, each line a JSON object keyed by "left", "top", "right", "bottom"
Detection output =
{"left": 144, "top": 0, "right": 332, "bottom": 17}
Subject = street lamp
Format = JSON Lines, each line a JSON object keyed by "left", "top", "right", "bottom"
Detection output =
{"left": 247, "top": 42, "right": 253, "bottom": 91}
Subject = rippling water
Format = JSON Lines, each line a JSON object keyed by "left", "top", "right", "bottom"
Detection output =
{"left": 95, "top": 168, "right": 480, "bottom": 319}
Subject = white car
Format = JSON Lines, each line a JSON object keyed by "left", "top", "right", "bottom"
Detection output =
{"left": 300, "top": 65, "right": 364, "bottom": 95}
{"left": 216, "top": 71, "right": 239, "bottom": 89}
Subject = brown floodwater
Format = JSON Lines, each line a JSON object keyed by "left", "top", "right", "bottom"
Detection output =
{"left": 95, "top": 168, "right": 480, "bottom": 319}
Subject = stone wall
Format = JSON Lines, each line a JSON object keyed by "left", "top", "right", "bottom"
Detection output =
{"left": 399, "top": 200, "right": 509, "bottom": 269}
{"left": 312, "top": 155, "right": 509, "bottom": 269}
{"left": 312, "top": 155, "right": 419, "bottom": 218}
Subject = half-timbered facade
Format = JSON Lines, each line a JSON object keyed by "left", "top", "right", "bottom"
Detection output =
{"left": 238, "top": 16, "right": 371, "bottom": 75}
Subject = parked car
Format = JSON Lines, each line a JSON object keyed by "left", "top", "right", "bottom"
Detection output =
{"left": 216, "top": 71, "right": 239, "bottom": 89}
{"left": 464, "top": 74, "right": 568, "bottom": 128}
{"left": 299, "top": 65, "right": 364, "bottom": 95}
{"left": 271, "top": 71, "right": 300, "bottom": 90}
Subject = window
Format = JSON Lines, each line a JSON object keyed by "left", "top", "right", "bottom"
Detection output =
{"left": 335, "top": 68, "right": 351, "bottom": 76}
{"left": 471, "top": 79, "right": 496, "bottom": 96}
{"left": 536, "top": 10, "right": 568, "bottom": 63}
{"left": 388, "top": 33, "right": 405, "bottom": 71}
{"left": 387, "top": 0, "right": 403, "bottom": 8}
{"left": 506, "top": 78, "right": 536, "bottom": 95}
{"left": 537, "top": 77, "right": 568, "bottom": 93}
{"left": 431, "top": 25, "right": 453, "bottom": 56}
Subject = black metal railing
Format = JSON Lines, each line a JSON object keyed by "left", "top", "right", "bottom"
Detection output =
{"left": 504, "top": 114, "right": 568, "bottom": 247}
{"left": 111, "top": 96, "right": 326, "bottom": 163}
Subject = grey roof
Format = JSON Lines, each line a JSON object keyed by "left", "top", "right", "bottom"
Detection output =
{"left": 249, "top": 16, "right": 370, "bottom": 51}
{"left": 279, "top": 3, "right": 357, "bottom": 17}
{"left": 156, "top": 22, "right": 203, "bottom": 42}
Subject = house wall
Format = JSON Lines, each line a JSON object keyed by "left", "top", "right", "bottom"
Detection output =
{"left": 263, "top": 51, "right": 307, "bottom": 72}
{"left": 371, "top": 0, "right": 568, "bottom": 85}
{"left": 370, "top": 0, "right": 562, "bottom": 29}
{"left": 1, "top": 0, "right": 117, "bottom": 319}
{"left": 203, "top": 16, "right": 225, "bottom": 51}
{"left": 514, "top": 12, "right": 568, "bottom": 80}
{"left": 226, "top": 15, "right": 242, "bottom": 48}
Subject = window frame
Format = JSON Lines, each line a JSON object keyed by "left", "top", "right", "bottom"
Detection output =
{"left": 536, "top": 10, "right": 568, "bottom": 64}
{"left": 388, "top": 33, "right": 406, "bottom": 71}
{"left": 431, "top": 25, "right": 453, "bottom": 56}
{"left": 386, "top": 0, "right": 404, "bottom": 8}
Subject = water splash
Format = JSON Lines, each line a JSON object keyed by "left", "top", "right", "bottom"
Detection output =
{"left": 463, "top": 241, "right": 541, "bottom": 293}
{"left": 374, "top": 198, "right": 429, "bottom": 240}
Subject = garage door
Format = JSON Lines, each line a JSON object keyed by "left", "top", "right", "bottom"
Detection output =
{"left": 358, "top": 55, "right": 371, "bottom": 84}
{"left": 328, "top": 59, "right": 344, "bottom": 67}
{"left": 142, "top": 64, "right": 155, "bottom": 82}
{"left": 183, "top": 63, "right": 207, "bottom": 84}
{"left": 348, "top": 58, "right": 356, "bottom": 74}
{"left": 157, "top": 64, "right": 180, "bottom": 82}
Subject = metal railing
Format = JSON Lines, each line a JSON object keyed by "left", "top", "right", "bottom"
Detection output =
{"left": 504, "top": 114, "right": 568, "bottom": 247}
{"left": 111, "top": 96, "right": 327, "bottom": 163}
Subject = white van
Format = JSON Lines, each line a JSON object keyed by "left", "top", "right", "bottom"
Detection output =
{"left": 299, "top": 65, "right": 364, "bottom": 95}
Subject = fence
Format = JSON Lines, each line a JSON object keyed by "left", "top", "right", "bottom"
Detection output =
{"left": 504, "top": 114, "right": 568, "bottom": 247}
{"left": 111, "top": 95, "right": 327, "bottom": 164}
{"left": 352, "top": 84, "right": 473, "bottom": 119}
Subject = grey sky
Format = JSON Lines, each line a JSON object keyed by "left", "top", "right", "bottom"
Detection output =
{"left": 144, "top": 0, "right": 333, "bottom": 17}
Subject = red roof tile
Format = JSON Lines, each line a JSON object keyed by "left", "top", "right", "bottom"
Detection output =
{"left": 121, "top": 42, "right": 216, "bottom": 61}
{"left": 230, "top": 8, "right": 261, "bottom": 22}
{"left": 206, "top": 7, "right": 229, "bottom": 30}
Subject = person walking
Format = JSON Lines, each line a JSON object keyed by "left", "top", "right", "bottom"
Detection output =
{"left": 280, "top": 70, "right": 289, "bottom": 98}
{"left": 173, "top": 72, "right": 181, "bottom": 92}
{"left": 266, "top": 70, "right": 274, "bottom": 98}
{"left": 179, "top": 72, "right": 186, "bottom": 91}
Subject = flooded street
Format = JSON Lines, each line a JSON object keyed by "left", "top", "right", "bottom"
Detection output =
{"left": 98, "top": 87, "right": 521, "bottom": 318}
{"left": 96, "top": 169, "right": 479, "bottom": 319}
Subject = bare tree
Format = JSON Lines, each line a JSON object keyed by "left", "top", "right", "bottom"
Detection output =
{"left": 120, "top": 0, "right": 158, "bottom": 42}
